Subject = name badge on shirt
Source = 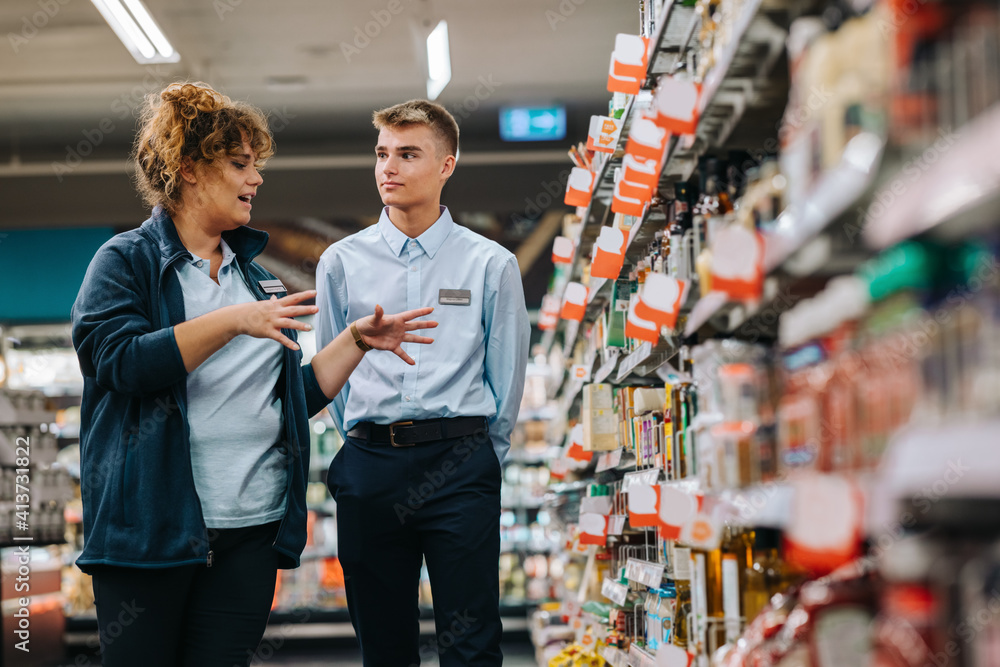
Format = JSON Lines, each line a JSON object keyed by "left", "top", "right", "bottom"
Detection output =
{"left": 258, "top": 279, "right": 287, "bottom": 295}
{"left": 439, "top": 289, "right": 471, "bottom": 306}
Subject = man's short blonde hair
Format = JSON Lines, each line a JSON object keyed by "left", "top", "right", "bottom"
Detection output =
{"left": 372, "top": 100, "right": 459, "bottom": 158}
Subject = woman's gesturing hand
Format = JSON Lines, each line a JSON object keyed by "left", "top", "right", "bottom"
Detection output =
{"left": 354, "top": 305, "right": 438, "bottom": 365}
{"left": 238, "top": 290, "right": 319, "bottom": 351}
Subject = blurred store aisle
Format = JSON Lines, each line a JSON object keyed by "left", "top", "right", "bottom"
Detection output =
{"left": 263, "top": 638, "right": 537, "bottom": 666}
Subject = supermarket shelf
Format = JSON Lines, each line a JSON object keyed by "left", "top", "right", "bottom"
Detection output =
{"left": 865, "top": 102, "right": 1000, "bottom": 249}
{"left": 583, "top": 213, "right": 661, "bottom": 326}
{"left": 602, "top": 646, "right": 631, "bottom": 667}
{"left": 717, "top": 482, "right": 795, "bottom": 530}
{"left": 683, "top": 131, "right": 885, "bottom": 338}
{"left": 660, "top": 0, "right": 787, "bottom": 180}
{"left": 556, "top": 0, "right": 790, "bottom": 358}
{"left": 629, "top": 643, "right": 658, "bottom": 667}
{"left": 613, "top": 449, "right": 641, "bottom": 473}
{"left": 871, "top": 420, "right": 1000, "bottom": 532}
{"left": 764, "top": 131, "right": 885, "bottom": 270}
{"left": 646, "top": 1, "right": 699, "bottom": 76}
{"left": 593, "top": 350, "right": 621, "bottom": 384}
{"left": 546, "top": 480, "right": 591, "bottom": 496}
{"left": 683, "top": 290, "right": 730, "bottom": 338}
{"left": 615, "top": 339, "right": 676, "bottom": 383}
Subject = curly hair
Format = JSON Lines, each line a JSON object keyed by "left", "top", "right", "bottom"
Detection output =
{"left": 372, "top": 99, "right": 459, "bottom": 158}
{"left": 133, "top": 82, "right": 275, "bottom": 212}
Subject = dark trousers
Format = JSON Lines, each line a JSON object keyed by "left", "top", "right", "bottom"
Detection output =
{"left": 90, "top": 521, "right": 280, "bottom": 667}
{"left": 328, "top": 429, "right": 503, "bottom": 667}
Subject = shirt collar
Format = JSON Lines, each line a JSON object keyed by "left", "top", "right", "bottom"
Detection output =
{"left": 141, "top": 206, "right": 269, "bottom": 264}
{"left": 188, "top": 238, "right": 237, "bottom": 269}
{"left": 377, "top": 206, "right": 454, "bottom": 259}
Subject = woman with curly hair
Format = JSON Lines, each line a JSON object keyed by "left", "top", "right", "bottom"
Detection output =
{"left": 71, "top": 82, "right": 437, "bottom": 666}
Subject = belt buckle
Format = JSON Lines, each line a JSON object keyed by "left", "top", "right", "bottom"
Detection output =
{"left": 389, "top": 421, "right": 415, "bottom": 447}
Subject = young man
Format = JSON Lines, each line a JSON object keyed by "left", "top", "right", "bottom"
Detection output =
{"left": 316, "top": 100, "right": 530, "bottom": 666}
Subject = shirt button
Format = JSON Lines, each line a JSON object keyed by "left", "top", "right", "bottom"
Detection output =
{"left": 196, "top": 260, "right": 204, "bottom": 268}
{"left": 405, "top": 396, "right": 411, "bottom": 402}
{"left": 410, "top": 267, "right": 416, "bottom": 272}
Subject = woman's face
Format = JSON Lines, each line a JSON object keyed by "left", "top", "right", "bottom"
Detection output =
{"left": 187, "top": 138, "right": 263, "bottom": 229}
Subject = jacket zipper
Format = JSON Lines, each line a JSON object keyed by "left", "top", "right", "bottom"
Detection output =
{"left": 145, "top": 224, "right": 272, "bottom": 567}
{"left": 156, "top": 247, "right": 214, "bottom": 565}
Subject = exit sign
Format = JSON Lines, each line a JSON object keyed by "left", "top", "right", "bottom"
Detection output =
{"left": 499, "top": 106, "right": 566, "bottom": 142}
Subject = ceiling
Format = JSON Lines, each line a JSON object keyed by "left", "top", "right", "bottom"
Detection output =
{"left": 0, "top": 0, "right": 638, "bottom": 305}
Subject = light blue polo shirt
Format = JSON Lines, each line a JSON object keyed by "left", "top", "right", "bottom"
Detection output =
{"left": 175, "top": 239, "right": 287, "bottom": 529}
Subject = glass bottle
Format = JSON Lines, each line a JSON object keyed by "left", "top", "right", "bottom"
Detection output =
{"left": 672, "top": 546, "right": 693, "bottom": 649}
{"left": 742, "top": 528, "right": 784, "bottom": 625}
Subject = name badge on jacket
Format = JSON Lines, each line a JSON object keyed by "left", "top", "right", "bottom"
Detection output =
{"left": 258, "top": 279, "right": 287, "bottom": 295}
{"left": 439, "top": 289, "right": 471, "bottom": 306}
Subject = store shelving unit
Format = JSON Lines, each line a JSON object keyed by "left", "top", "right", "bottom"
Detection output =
{"left": 548, "top": 0, "right": 800, "bottom": 369}
{"left": 533, "top": 1, "right": 1000, "bottom": 666}
{"left": 0, "top": 389, "right": 69, "bottom": 667}
{"left": 865, "top": 102, "right": 1000, "bottom": 249}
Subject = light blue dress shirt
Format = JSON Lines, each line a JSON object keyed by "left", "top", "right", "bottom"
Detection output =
{"left": 175, "top": 239, "right": 287, "bottom": 528}
{"left": 315, "top": 206, "right": 530, "bottom": 462}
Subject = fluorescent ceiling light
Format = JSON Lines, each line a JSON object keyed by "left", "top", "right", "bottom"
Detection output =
{"left": 90, "top": 0, "right": 179, "bottom": 64}
{"left": 426, "top": 20, "right": 451, "bottom": 100}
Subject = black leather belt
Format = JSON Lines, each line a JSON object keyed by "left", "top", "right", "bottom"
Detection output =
{"left": 347, "top": 417, "right": 488, "bottom": 447}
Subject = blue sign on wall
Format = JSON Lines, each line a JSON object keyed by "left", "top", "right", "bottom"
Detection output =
{"left": 0, "top": 228, "right": 113, "bottom": 324}
{"left": 499, "top": 106, "right": 567, "bottom": 142}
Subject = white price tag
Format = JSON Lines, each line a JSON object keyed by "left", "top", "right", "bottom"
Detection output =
{"left": 596, "top": 447, "right": 624, "bottom": 472}
{"left": 622, "top": 467, "right": 661, "bottom": 492}
{"left": 625, "top": 558, "right": 666, "bottom": 589}
{"left": 630, "top": 644, "right": 657, "bottom": 667}
{"left": 601, "top": 577, "right": 629, "bottom": 607}
{"left": 580, "top": 495, "right": 614, "bottom": 516}
{"left": 562, "top": 599, "right": 580, "bottom": 618}
{"left": 594, "top": 351, "right": 620, "bottom": 384}
{"left": 655, "top": 643, "right": 694, "bottom": 667}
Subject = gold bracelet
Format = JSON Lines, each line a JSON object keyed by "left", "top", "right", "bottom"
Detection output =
{"left": 350, "top": 321, "right": 373, "bottom": 352}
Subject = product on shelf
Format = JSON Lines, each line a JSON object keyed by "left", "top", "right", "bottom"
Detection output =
{"left": 536, "top": 2, "right": 1000, "bottom": 666}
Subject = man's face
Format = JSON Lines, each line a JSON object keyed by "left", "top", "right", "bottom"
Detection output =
{"left": 375, "top": 124, "right": 454, "bottom": 211}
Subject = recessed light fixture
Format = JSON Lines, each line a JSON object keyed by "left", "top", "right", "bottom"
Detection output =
{"left": 90, "top": 0, "right": 180, "bottom": 64}
{"left": 426, "top": 20, "right": 451, "bottom": 101}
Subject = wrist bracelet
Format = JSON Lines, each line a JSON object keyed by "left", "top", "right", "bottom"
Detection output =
{"left": 350, "top": 321, "right": 373, "bottom": 352}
